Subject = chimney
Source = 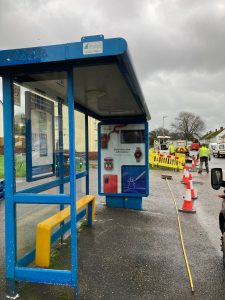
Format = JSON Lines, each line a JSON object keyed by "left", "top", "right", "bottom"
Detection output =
{"left": 215, "top": 129, "right": 217, "bottom": 132}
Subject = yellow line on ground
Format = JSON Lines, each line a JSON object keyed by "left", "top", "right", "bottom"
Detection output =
{"left": 165, "top": 178, "right": 195, "bottom": 294}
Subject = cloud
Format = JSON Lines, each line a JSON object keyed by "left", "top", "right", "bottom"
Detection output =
{"left": 0, "top": 0, "right": 225, "bottom": 133}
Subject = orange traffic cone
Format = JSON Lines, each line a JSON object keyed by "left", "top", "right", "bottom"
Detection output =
{"left": 179, "top": 186, "right": 196, "bottom": 213}
{"left": 183, "top": 169, "right": 191, "bottom": 185}
{"left": 188, "top": 172, "right": 192, "bottom": 183}
{"left": 191, "top": 156, "right": 196, "bottom": 171}
{"left": 187, "top": 179, "right": 198, "bottom": 200}
{"left": 195, "top": 157, "right": 199, "bottom": 166}
{"left": 181, "top": 165, "right": 189, "bottom": 184}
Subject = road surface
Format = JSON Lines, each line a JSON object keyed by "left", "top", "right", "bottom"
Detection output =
{"left": 0, "top": 157, "right": 225, "bottom": 299}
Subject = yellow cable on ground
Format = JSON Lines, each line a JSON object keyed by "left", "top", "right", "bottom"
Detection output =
{"left": 165, "top": 178, "right": 195, "bottom": 294}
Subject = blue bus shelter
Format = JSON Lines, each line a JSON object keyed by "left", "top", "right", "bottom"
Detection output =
{"left": 0, "top": 35, "right": 150, "bottom": 298}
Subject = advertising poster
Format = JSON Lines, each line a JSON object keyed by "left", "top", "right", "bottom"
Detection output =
{"left": 99, "top": 123, "right": 147, "bottom": 195}
{"left": 25, "top": 92, "right": 55, "bottom": 181}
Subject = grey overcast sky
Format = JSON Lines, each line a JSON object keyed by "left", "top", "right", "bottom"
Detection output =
{"left": 1, "top": 0, "right": 225, "bottom": 134}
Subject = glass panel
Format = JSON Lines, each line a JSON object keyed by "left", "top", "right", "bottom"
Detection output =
{"left": 16, "top": 203, "right": 71, "bottom": 270}
{"left": 13, "top": 72, "right": 70, "bottom": 195}
{"left": 75, "top": 110, "right": 86, "bottom": 173}
{"left": 76, "top": 177, "right": 86, "bottom": 200}
{"left": 16, "top": 203, "right": 59, "bottom": 259}
{"left": 88, "top": 116, "right": 98, "bottom": 155}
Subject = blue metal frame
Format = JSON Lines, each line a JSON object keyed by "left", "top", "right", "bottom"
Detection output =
{"left": 58, "top": 98, "right": 64, "bottom": 194}
{"left": 67, "top": 68, "right": 78, "bottom": 290}
{"left": 15, "top": 268, "right": 72, "bottom": 285}
{"left": 1, "top": 35, "right": 150, "bottom": 297}
{"left": 16, "top": 171, "right": 87, "bottom": 194}
{"left": 14, "top": 193, "right": 71, "bottom": 204}
{"left": 3, "top": 69, "right": 88, "bottom": 295}
{"left": 3, "top": 75, "right": 17, "bottom": 290}
{"left": 0, "top": 36, "right": 127, "bottom": 67}
{"left": 58, "top": 98, "right": 65, "bottom": 241}
{"left": 98, "top": 120, "right": 149, "bottom": 197}
{"left": 85, "top": 114, "right": 89, "bottom": 195}
{"left": 85, "top": 114, "right": 93, "bottom": 226}
{"left": 0, "top": 35, "right": 150, "bottom": 121}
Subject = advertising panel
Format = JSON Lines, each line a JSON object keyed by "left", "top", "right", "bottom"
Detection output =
{"left": 25, "top": 92, "right": 55, "bottom": 181}
{"left": 99, "top": 123, "right": 148, "bottom": 196}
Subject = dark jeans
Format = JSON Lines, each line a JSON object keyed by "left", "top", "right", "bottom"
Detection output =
{"left": 199, "top": 156, "right": 209, "bottom": 173}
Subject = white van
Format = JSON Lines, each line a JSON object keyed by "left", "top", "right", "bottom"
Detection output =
{"left": 209, "top": 143, "right": 217, "bottom": 155}
{"left": 212, "top": 143, "right": 225, "bottom": 157}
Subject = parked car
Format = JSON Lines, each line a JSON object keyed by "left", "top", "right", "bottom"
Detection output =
{"left": 191, "top": 142, "right": 200, "bottom": 151}
{"left": 211, "top": 168, "right": 225, "bottom": 268}
{"left": 191, "top": 139, "right": 200, "bottom": 151}
{"left": 213, "top": 143, "right": 225, "bottom": 158}
{"left": 209, "top": 143, "right": 217, "bottom": 155}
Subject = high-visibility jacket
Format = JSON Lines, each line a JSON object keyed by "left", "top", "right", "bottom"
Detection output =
{"left": 198, "top": 146, "right": 210, "bottom": 158}
{"left": 169, "top": 144, "right": 175, "bottom": 154}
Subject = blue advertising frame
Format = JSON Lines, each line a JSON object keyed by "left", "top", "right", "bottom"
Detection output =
{"left": 98, "top": 120, "right": 149, "bottom": 198}
{"left": 121, "top": 165, "right": 147, "bottom": 194}
{"left": 0, "top": 35, "right": 150, "bottom": 298}
{"left": 25, "top": 91, "right": 56, "bottom": 182}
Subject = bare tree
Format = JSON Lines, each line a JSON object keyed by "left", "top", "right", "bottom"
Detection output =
{"left": 171, "top": 112, "right": 206, "bottom": 141}
{"left": 149, "top": 127, "right": 170, "bottom": 146}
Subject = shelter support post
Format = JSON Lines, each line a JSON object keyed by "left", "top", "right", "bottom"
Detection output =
{"left": 85, "top": 113, "right": 93, "bottom": 225}
{"left": 58, "top": 98, "right": 65, "bottom": 244}
{"left": 3, "top": 75, "right": 18, "bottom": 297}
{"left": 68, "top": 68, "right": 78, "bottom": 292}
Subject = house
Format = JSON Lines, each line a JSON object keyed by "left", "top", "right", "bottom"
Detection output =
{"left": 0, "top": 99, "right": 3, "bottom": 138}
{"left": 201, "top": 127, "right": 225, "bottom": 144}
{"left": 0, "top": 97, "right": 98, "bottom": 157}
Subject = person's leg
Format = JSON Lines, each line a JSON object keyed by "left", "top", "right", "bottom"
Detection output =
{"left": 198, "top": 158, "right": 203, "bottom": 173}
{"left": 205, "top": 157, "right": 209, "bottom": 173}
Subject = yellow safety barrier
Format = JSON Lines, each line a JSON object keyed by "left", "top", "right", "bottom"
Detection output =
{"left": 149, "top": 149, "right": 185, "bottom": 170}
{"left": 35, "top": 195, "right": 96, "bottom": 267}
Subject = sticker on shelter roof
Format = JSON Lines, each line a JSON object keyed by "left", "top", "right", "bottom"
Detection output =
{"left": 83, "top": 41, "right": 103, "bottom": 55}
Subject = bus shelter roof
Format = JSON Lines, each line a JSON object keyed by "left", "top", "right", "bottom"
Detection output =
{"left": 0, "top": 35, "right": 150, "bottom": 121}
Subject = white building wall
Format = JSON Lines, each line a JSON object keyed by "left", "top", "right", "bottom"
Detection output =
{"left": 216, "top": 130, "right": 225, "bottom": 143}
{"left": 0, "top": 100, "right": 98, "bottom": 151}
{"left": 88, "top": 117, "right": 98, "bottom": 152}
{"left": 0, "top": 100, "right": 3, "bottom": 137}
{"left": 204, "top": 129, "right": 225, "bottom": 144}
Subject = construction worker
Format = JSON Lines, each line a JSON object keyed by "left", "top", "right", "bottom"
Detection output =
{"left": 197, "top": 144, "right": 211, "bottom": 174}
{"left": 168, "top": 142, "right": 176, "bottom": 155}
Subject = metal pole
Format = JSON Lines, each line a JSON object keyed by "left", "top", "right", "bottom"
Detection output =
{"left": 85, "top": 113, "right": 89, "bottom": 195}
{"left": 3, "top": 75, "right": 18, "bottom": 298}
{"left": 85, "top": 114, "right": 92, "bottom": 226}
{"left": 163, "top": 115, "right": 168, "bottom": 141}
{"left": 67, "top": 69, "right": 78, "bottom": 294}
{"left": 58, "top": 98, "right": 65, "bottom": 244}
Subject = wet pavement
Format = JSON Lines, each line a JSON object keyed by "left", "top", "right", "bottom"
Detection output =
{"left": 1, "top": 158, "right": 225, "bottom": 299}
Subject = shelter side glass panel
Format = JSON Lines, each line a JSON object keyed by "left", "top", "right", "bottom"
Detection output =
{"left": 13, "top": 72, "right": 70, "bottom": 193}
{"left": 13, "top": 72, "right": 74, "bottom": 264}
{"left": 75, "top": 110, "right": 86, "bottom": 173}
